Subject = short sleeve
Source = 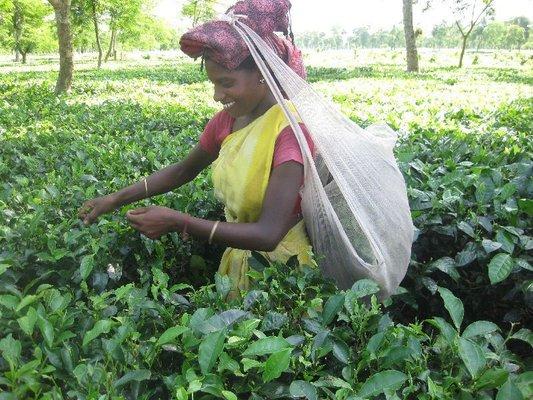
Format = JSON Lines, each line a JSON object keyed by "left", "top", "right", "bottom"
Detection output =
{"left": 199, "top": 111, "right": 233, "bottom": 156}
{"left": 272, "top": 123, "right": 315, "bottom": 168}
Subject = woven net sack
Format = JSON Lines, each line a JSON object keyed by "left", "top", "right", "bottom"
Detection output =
{"left": 226, "top": 18, "right": 414, "bottom": 298}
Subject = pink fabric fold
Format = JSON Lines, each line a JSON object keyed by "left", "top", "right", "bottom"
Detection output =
{"left": 180, "top": 0, "right": 306, "bottom": 79}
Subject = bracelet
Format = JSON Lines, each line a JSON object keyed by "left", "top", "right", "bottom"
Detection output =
{"left": 181, "top": 214, "right": 190, "bottom": 241}
{"left": 208, "top": 221, "right": 220, "bottom": 245}
{"left": 143, "top": 178, "right": 148, "bottom": 197}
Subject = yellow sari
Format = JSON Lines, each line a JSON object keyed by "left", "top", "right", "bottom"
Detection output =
{"left": 211, "top": 104, "right": 315, "bottom": 299}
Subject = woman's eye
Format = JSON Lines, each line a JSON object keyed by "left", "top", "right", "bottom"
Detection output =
{"left": 222, "top": 83, "right": 233, "bottom": 89}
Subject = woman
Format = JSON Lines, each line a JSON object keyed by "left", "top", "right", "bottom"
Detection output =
{"left": 78, "top": 0, "right": 315, "bottom": 299}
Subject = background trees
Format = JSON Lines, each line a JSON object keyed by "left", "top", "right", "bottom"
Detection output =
{"left": 0, "top": 0, "right": 51, "bottom": 63}
{"left": 181, "top": 0, "right": 216, "bottom": 28}
{"left": 403, "top": 0, "right": 419, "bottom": 72}
{"left": 448, "top": 0, "right": 495, "bottom": 67}
{"left": 0, "top": 0, "right": 530, "bottom": 93}
{"left": 48, "top": 0, "right": 74, "bottom": 94}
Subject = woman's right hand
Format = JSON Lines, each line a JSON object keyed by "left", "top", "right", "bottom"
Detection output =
{"left": 78, "top": 195, "right": 117, "bottom": 225}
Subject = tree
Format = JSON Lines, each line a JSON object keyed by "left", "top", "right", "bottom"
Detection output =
{"left": 349, "top": 27, "right": 371, "bottom": 49}
{"left": 448, "top": 0, "right": 495, "bottom": 67}
{"left": 10, "top": 0, "right": 49, "bottom": 63}
{"left": 104, "top": 0, "right": 143, "bottom": 62}
{"left": 89, "top": 0, "right": 102, "bottom": 67}
{"left": 505, "top": 24, "right": 526, "bottom": 50}
{"left": 48, "top": 0, "right": 73, "bottom": 94}
{"left": 0, "top": 0, "right": 13, "bottom": 52}
{"left": 510, "top": 16, "right": 529, "bottom": 41}
{"left": 181, "top": 0, "right": 216, "bottom": 28}
{"left": 403, "top": 0, "right": 419, "bottom": 71}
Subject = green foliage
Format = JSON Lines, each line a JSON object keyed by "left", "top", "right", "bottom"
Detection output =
{"left": 0, "top": 0, "right": 53, "bottom": 59}
{"left": 0, "top": 58, "right": 531, "bottom": 398}
{"left": 181, "top": 0, "right": 216, "bottom": 28}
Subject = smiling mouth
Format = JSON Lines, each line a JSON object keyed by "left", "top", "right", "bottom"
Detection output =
{"left": 222, "top": 101, "right": 235, "bottom": 110}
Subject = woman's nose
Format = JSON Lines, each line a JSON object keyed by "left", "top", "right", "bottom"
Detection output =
{"left": 213, "top": 86, "right": 224, "bottom": 103}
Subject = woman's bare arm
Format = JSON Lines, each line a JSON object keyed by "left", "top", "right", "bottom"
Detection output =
{"left": 126, "top": 161, "right": 304, "bottom": 252}
{"left": 80, "top": 144, "right": 216, "bottom": 224}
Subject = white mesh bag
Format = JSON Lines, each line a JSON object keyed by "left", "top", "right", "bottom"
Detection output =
{"left": 222, "top": 16, "right": 414, "bottom": 298}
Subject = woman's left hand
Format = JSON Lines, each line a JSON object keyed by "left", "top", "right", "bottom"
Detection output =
{"left": 126, "top": 206, "right": 181, "bottom": 239}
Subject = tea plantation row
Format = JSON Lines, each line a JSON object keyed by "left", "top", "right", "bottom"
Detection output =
{"left": 0, "top": 62, "right": 531, "bottom": 399}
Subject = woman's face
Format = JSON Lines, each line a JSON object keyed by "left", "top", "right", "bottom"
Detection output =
{"left": 205, "top": 58, "right": 269, "bottom": 118}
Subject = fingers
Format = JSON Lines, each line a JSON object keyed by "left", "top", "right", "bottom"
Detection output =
{"left": 78, "top": 201, "right": 93, "bottom": 219}
{"left": 128, "top": 220, "right": 143, "bottom": 231}
{"left": 127, "top": 207, "right": 148, "bottom": 216}
{"left": 84, "top": 208, "right": 99, "bottom": 225}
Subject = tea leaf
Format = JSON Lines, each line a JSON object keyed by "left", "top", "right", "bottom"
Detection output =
{"left": 322, "top": 294, "right": 345, "bottom": 326}
{"left": 488, "top": 254, "right": 514, "bottom": 284}
{"left": 215, "top": 273, "right": 231, "bottom": 298}
{"left": 157, "top": 325, "right": 188, "bottom": 346}
{"left": 17, "top": 307, "right": 38, "bottom": 336}
{"left": 431, "top": 257, "right": 460, "bottom": 280}
{"left": 79, "top": 254, "right": 95, "bottom": 280}
{"left": 496, "top": 379, "right": 524, "bottom": 400}
{"left": 495, "top": 230, "right": 515, "bottom": 254}
{"left": 0, "top": 295, "right": 18, "bottom": 310}
{"left": 37, "top": 317, "right": 54, "bottom": 347}
{"left": 0, "top": 264, "right": 9, "bottom": 276}
{"left": 242, "top": 358, "right": 263, "bottom": 372}
{"left": 518, "top": 199, "right": 533, "bottom": 216}
{"left": 113, "top": 369, "right": 151, "bottom": 388}
{"left": 199, "top": 309, "right": 249, "bottom": 334}
{"left": 358, "top": 370, "right": 407, "bottom": 398}
{"left": 457, "top": 221, "right": 475, "bottom": 238}
{"left": 217, "top": 352, "right": 240, "bottom": 374}
{"left": 458, "top": 337, "right": 486, "bottom": 378}
{"left": 462, "top": 321, "right": 499, "bottom": 339}
{"left": 243, "top": 336, "right": 290, "bottom": 357}
{"left": 222, "top": 391, "right": 238, "bottom": 400}
{"left": 262, "top": 347, "right": 292, "bottom": 383}
{"left": 82, "top": 319, "right": 114, "bottom": 347}
{"left": 289, "top": 381, "right": 318, "bottom": 400}
{"left": 332, "top": 339, "right": 350, "bottom": 364}
{"left": 261, "top": 311, "right": 288, "bottom": 332}
{"left": 198, "top": 330, "right": 225, "bottom": 374}
{"left": 350, "top": 279, "right": 380, "bottom": 299}
{"left": 510, "top": 329, "right": 533, "bottom": 348}
{"left": 474, "top": 368, "right": 508, "bottom": 390}
{"left": 437, "top": 287, "right": 464, "bottom": 331}
{"left": 15, "top": 295, "right": 38, "bottom": 313}
{"left": 0, "top": 334, "right": 21, "bottom": 369}
{"left": 482, "top": 239, "right": 502, "bottom": 253}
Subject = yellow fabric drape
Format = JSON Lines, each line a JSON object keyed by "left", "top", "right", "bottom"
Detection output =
{"left": 211, "top": 104, "right": 315, "bottom": 299}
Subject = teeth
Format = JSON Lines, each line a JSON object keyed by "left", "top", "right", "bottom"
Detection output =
{"left": 223, "top": 102, "right": 235, "bottom": 109}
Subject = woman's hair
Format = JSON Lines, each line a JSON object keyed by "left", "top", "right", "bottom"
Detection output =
{"left": 201, "top": 52, "right": 257, "bottom": 72}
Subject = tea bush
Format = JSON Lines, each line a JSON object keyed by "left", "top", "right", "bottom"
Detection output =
{"left": 0, "top": 57, "right": 531, "bottom": 399}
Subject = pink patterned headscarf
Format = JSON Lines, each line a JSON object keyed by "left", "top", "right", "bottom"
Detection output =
{"left": 180, "top": 0, "right": 306, "bottom": 79}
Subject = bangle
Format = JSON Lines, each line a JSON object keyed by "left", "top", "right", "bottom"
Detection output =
{"left": 143, "top": 178, "right": 148, "bottom": 197}
{"left": 181, "top": 214, "right": 191, "bottom": 241}
{"left": 208, "top": 221, "right": 220, "bottom": 245}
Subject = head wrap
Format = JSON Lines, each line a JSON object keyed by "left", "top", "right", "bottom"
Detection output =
{"left": 179, "top": 0, "right": 306, "bottom": 79}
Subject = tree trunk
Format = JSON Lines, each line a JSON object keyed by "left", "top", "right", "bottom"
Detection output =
{"left": 21, "top": 51, "right": 27, "bottom": 63}
{"left": 13, "top": 1, "right": 22, "bottom": 62}
{"left": 49, "top": 0, "right": 73, "bottom": 94}
{"left": 112, "top": 32, "right": 117, "bottom": 61}
{"left": 104, "top": 27, "right": 116, "bottom": 62}
{"left": 459, "top": 35, "right": 468, "bottom": 68}
{"left": 91, "top": 0, "right": 102, "bottom": 69}
{"left": 402, "top": 0, "right": 419, "bottom": 72}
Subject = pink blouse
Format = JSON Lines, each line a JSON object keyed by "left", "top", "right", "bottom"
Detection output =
{"left": 199, "top": 110, "right": 315, "bottom": 214}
